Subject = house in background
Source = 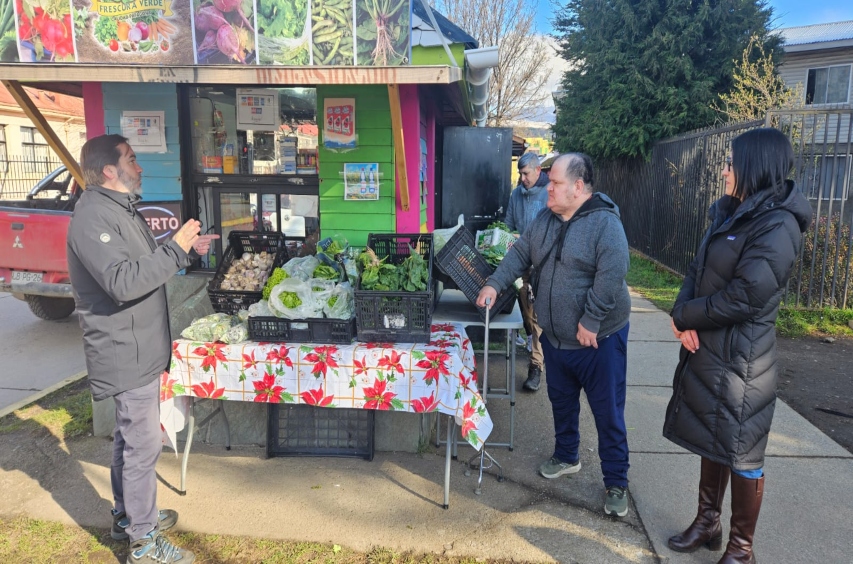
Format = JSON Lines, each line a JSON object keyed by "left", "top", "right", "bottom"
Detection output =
{"left": 777, "top": 21, "right": 853, "bottom": 205}
{"left": 0, "top": 84, "right": 86, "bottom": 199}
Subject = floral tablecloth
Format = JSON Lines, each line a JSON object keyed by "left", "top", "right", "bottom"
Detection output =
{"left": 159, "top": 322, "right": 492, "bottom": 451}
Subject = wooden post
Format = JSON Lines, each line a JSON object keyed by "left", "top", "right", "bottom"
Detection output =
{"left": 388, "top": 84, "right": 410, "bottom": 212}
{"left": 1, "top": 80, "right": 86, "bottom": 189}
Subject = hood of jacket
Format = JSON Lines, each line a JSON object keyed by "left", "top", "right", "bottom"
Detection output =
{"left": 710, "top": 180, "right": 811, "bottom": 234}
{"left": 517, "top": 170, "right": 550, "bottom": 196}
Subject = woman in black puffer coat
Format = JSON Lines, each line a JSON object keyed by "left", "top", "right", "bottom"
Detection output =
{"left": 663, "top": 128, "right": 812, "bottom": 564}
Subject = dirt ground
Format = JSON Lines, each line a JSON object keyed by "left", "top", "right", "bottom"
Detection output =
{"left": 776, "top": 335, "right": 853, "bottom": 454}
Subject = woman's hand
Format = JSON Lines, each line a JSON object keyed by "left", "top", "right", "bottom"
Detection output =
{"left": 672, "top": 318, "right": 699, "bottom": 353}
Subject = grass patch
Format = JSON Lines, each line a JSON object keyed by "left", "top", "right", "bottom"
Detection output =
{"left": 627, "top": 251, "right": 853, "bottom": 338}
{"left": 626, "top": 251, "right": 682, "bottom": 313}
{"left": 0, "top": 378, "right": 92, "bottom": 440}
{"left": 0, "top": 516, "right": 521, "bottom": 564}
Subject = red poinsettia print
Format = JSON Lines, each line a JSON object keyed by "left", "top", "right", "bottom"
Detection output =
{"left": 431, "top": 323, "right": 455, "bottom": 333}
{"left": 366, "top": 342, "right": 394, "bottom": 349}
{"left": 461, "top": 401, "right": 478, "bottom": 438}
{"left": 161, "top": 374, "right": 177, "bottom": 402}
{"left": 353, "top": 356, "right": 369, "bottom": 377}
{"left": 363, "top": 378, "right": 395, "bottom": 410}
{"left": 428, "top": 339, "right": 453, "bottom": 350}
{"left": 253, "top": 371, "right": 285, "bottom": 403}
{"left": 191, "top": 379, "right": 225, "bottom": 399}
{"left": 242, "top": 350, "right": 259, "bottom": 370}
{"left": 301, "top": 387, "right": 334, "bottom": 407}
{"left": 304, "top": 345, "right": 339, "bottom": 377}
{"left": 412, "top": 392, "right": 439, "bottom": 413}
{"left": 458, "top": 369, "right": 475, "bottom": 389}
{"left": 377, "top": 350, "right": 405, "bottom": 375}
{"left": 172, "top": 342, "right": 182, "bottom": 362}
{"left": 416, "top": 350, "right": 451, "bottom": 385}
{"left": 192, "top": 343, "right": 227, "bottom": 372}
{"left": 266, "top": 346, "right": 294, "bottom": 369}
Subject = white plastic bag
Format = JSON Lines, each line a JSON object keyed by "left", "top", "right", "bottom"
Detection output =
{"left": 323, "top": 281, "right": 355, "bottom": 319}
{"left": 306, "top": 278, "right": 335, "bottom": 318}
{"left": 283, "top": 255, "right": 321, "bottom": 281}
{"left": 248, "top": 300, "right": 275, "bottom": 318}
{"left": 269, "top": 278, "right": 316, "bottom": 319}
{"left": 433, "top": 214, "right": 464, "bottom": 253}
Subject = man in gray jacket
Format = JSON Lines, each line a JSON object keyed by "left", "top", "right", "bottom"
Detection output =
{"left": 505, "top": 152, "right": 549, "bottom": 391}
{"left": 67, "top": 134, "right": 216, "bottom": 564}
{"left": 478, "top": 153, "right": 632, "bottom": 517}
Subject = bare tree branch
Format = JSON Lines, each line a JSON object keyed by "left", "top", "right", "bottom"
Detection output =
{"left": 435, "top": 0, "right": 552, "bottom": 125}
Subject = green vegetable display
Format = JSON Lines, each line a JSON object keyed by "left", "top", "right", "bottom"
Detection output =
{"left": 262, "top": 267, "right": 289, "bottom": 300}
{"left": 487, "top": 220, "right": 512, "bottom": 232}
{"left": 357, "top": 244, "right": 429, "bottom": 292}
{"left": 397, "top": 245, "right": 429, "bottom": 292}
{"left": 355, "top": 0, "right": 409, "bottom": 66}
{"left": 313, "top": 264, "right": 339, "bottom": 281}
{"left": 94, "top": 16, "right": 118, "bottom": 46}
{"left": 480, "top": 243, "right": 508, "bottom": 268}
{"left": 327, "top": 295, "right": 338, "bottom": 308}
{"left": 325, "top": 240, "right": 344, "bottom": 255}
{"left": 311, "top": 0, "right": 353, "bottom": 65}
{"left": 279, "top": 291, "right": 303, "bottom": 309}
{"left": 256, "top": 0, "right": 309, "bottom": 64}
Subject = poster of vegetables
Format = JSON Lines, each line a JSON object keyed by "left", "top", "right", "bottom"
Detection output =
{"left": 191, "top": 0, "right": 256, "bottom": 64}
{"left": 255, "top": 0, "right": 307, "bottom": 65}
{"left": 71, "top": 0, "right": 193, "bottom": 63}
{"left": 11, "top": 0, "right": 77, "bottom": 62}
{"left": 310, "top": 0, "right": 352, "bottom": 65}
{"left": 355, "top": 0, "right": 408, "bottom": 66}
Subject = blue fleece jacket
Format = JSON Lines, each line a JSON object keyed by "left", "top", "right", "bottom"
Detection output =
{"left": 505, "top": 171, "right": 549, "bottom": 235}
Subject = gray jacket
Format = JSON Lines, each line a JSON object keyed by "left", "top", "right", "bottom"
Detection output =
{"left": 505, "top": 171, "right": 549, "bottom": 235}
{"left": 67, "top": 185, "right": 194, "bottom": 400}
{"left": 486, "top": 193, "right": 631, "bottom": 349}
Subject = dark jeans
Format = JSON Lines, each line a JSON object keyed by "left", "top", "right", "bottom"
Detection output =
{"left": 541, "top": 324, "right": 630, "bottom": 488}
{"left": 111, "top": 376, "right": 162, "bottom": 543}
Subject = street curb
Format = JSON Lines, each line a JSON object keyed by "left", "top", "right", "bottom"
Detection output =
{"left": 0, "top": 370, "right": 87, "bottom": 419}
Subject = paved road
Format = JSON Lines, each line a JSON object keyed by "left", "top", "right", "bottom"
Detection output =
{"left": 0, "top": 292, "right": 85, "bottom": 414}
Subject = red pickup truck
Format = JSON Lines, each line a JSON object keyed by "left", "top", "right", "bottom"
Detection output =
{"left": 0, "top": 166, "right": 78, "bottom": 320}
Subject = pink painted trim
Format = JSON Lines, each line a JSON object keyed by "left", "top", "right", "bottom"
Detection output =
{"left": 82, "top": 83, "right": 105, "bottom": 139}
{"left": 425, "top": 98, "right": 436, "bottom": 231}
{"left": 396, "top": 84, "right": 421, "bottom": 233}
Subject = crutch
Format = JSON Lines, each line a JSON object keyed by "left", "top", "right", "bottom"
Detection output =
{"left": 465, "top": 296, "right": 504, "bottom": 494}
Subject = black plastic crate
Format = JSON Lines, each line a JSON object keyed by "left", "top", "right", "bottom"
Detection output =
{"left": 354, "top": 233, "right": 435, "bottom": 343}
{"left": 434, "top": 226, "right": 516, "bottom": 320}
{"left": 208, "top": 231, "right": 290, "bottom": 314}
{"left": 248, "top": 316, "right": 357, "bottom": 344}
{"left": 267, "top": 404, "right": 374, "bottom": 460}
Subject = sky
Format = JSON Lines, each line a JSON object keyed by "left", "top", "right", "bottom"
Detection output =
{"left": 535, "top": 0, "right": 853, "bottom": 36}
{"left": 528, "top": 0, "right": 853, "bottom": 124}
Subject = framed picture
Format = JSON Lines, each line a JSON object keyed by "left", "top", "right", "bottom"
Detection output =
{"left": 344, "top": 163, "right": 379, "bottom": 201}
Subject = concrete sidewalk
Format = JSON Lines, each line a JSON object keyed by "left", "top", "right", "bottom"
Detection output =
{"left": 0, "top": 293, "right": 851, "bottom": 563}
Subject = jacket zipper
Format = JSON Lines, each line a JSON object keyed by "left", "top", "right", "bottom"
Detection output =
{"left": 723, "top": 326, "right": 734, "bottom": 363}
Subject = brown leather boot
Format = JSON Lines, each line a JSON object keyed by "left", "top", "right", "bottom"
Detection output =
{"left": 718, "top": 473, "right": 764, "bottom": 564}
{"left": 668, "top": 458, "right": 731, "bottom": 553}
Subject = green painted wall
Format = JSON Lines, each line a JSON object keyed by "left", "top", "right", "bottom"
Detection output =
{"left": 317, "top": 85, "right": 395, "bottom": 248}
{"left": 411, "top": 44, "right": 465, "bottom": 67}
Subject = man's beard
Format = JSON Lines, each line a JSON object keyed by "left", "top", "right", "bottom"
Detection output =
{"left": 119, "top": 169, "right": 142, "bottom": 196}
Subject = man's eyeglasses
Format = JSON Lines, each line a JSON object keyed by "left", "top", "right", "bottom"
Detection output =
{"left": 724, "top": 156, "right": 732, "bottom": 171}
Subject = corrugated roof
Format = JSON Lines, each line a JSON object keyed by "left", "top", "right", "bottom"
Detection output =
{"left": 412, "top": 0, "right": 478, "bottom": 49}
{"left": 779, "top": 20, "right": 853, "bottom": 46}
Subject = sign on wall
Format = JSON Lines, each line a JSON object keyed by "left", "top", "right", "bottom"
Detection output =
{"left": 121, "top": 110, "right": 167, "bottom": 152}
{"left": 323, "top": 97, "right": 356, "bottom": 149}
{"left": 137, "top": 202, "right": 184, "bottom": 240}
{"left": 2, "top": 0, "right": 411, "bottom": 66}
{"left": 236, "top": 88, "right": 278, "bottom": 131}
{"left": 344, "top": 162, "right": 379, "bottom": 200}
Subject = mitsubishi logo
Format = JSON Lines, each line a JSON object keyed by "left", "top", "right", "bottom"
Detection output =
{"left": 12, "top": 236, "right": 23, "bottom": 249}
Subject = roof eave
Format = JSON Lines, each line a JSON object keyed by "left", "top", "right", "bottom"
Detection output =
{"left": 783, "top": 38, "right": 853, "bottom": 53}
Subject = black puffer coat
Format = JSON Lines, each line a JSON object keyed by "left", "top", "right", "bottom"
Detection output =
{"left": 663, "top": 181, "right": 812, "bottom": 471}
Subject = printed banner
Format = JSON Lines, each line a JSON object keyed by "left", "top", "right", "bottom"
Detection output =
{"left": 344, "top": 162, "right": 379, "bottom": 200}
{"left": 323, "top": 97, "right": 356, "bottom": 149}
{"left": 1, "top": 0, "right": 411, "bottom": 66}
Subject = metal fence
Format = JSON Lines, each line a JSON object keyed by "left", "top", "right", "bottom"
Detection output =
{"left": 0, "top": 155, "right": 66, "bottom": 200}
{"left": 601, "top": 109, "right": 853, "bottom": 310}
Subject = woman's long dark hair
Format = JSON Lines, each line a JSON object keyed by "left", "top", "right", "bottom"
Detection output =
{"left": 730, "top": 128, "right": 795, "bottom": 201}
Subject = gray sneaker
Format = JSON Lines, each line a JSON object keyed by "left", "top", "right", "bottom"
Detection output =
{"left": 112, "top": 509, "right": 178, "bottom": 541}
{"left": 127, "top": 532, "right": 194, "bottom": 564}
{"left": 604, "top": 485, "right": 629, "bottom": 517}
{"left": 539, "top": 456, "right": 581, "bottom": 478}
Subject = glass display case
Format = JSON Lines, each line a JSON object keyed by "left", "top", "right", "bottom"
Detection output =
{"left": 182, "top": 86, "right": 321, "bottom": 269}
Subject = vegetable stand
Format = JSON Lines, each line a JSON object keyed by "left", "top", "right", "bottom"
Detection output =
{"left": 160, "top": 321, "right": 493, "bottom": 508}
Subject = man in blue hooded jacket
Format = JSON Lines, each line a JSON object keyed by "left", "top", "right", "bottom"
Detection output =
{"left": 505, "top": 152, "right": 550, "bottom": 390}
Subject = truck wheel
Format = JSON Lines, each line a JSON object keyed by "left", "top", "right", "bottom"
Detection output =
{"left": 25, "top": 295, "right": 76, "bottom": 320}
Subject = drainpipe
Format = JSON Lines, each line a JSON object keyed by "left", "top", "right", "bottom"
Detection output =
{"left": 464, "top": 46, "right": 499, "bottom": 127}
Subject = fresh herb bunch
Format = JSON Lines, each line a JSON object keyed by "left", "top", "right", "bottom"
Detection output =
{"left": 327, "top": 295, "right": 338, "bottom": 308}
{"left": 313, "top": 264, "right": 339, "bottom": 281}
{"left": 398, "top": 244, "right": 429, "bottom": 292}
{"left": 279, "top": 291, "right": 302, "bottom": 309}
{"left": 480, "top": 243, "right": 508, "bottom": 268}
{"left": 325, "top": 240, "right": 344, "bottom": 255}
{"left": 487, "top": 220, "right": 510, "bottom": 231}
{"left": 262, "top": 267, "right": 289, "bottom": 300}
{"left": 94, "top": 16, "right": 117, "bottom": 45}
{"left": 357, "top": 243, "right": 429, "bottom": 292}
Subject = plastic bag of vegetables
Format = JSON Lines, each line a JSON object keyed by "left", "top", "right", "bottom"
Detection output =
{"left": 268, "top": 278, "right": 316, "bottom": 319}
{"left": 247, "top": 300, "right": 275, "bottom": 318}
{"left": 221, "top": 323, "right": 249, "bottom": 345}
{"left": 306, "top": 278, "right": 335, "bottom": 317}
{"left": 318, "top": 234, "right": 348, "bottom": 257}
{"left": 313, "top": 252, "right": 344, "bottom": 282}
{"left": 324, "top": 281, "right": 355, "bottom": 320}
{"left": 283, "top": 255, "right": 321, "bottom": 281}
{"left": 180, "top": 313, "right": 232, "bottom": 341}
